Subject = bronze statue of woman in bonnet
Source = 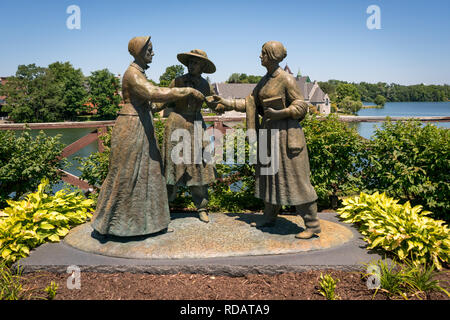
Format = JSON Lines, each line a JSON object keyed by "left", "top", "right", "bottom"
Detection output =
{"left": 212, "top": 41, "right": 321, "bottom": 239}
{"left": 91, "top": 36, "right": 205, "bottom": 237}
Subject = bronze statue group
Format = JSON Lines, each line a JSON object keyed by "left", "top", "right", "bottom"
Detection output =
{"left": 91, "top": 36, "right": 321, "bottom": 241}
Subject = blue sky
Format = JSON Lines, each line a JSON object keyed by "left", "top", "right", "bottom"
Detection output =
{"left": 1, "top": 0, "right": 449, "bottom": 85}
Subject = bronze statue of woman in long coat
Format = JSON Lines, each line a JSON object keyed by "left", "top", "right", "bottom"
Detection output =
{"left": 92, "top": 36, "right": 204, "bottom": 237}
{"left": 212, "top": 41, "right": 321, "bottom": 239}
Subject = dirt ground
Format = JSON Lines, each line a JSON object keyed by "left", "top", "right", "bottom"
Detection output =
{"left": 18, "top": 269, "right": 450, "bottom": 300}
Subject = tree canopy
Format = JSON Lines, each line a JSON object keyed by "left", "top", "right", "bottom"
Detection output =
{"left": 159, "top": 65, "right": 185, "bottom": 87}
{"left": 335, "top": 83, "right": 361, "bottom": 104}
{"left": 374, "top": 94, "right": 387, "bottom": 106}
{"left": 339, "top": 96, "right": 362, "bottom": 114}
{"left": 85, "top": 69, "right": 121, "bottom": 120}
{"left": 226, "top": 73, "right": 262, "bottom": 84}
{"left": 0, "top": 63, "right": 121, "bottom": 122}
{"left": 319, "top": 80, "right": 450, "bottom": 103}
{"left": 0, "top": 64, "right": 75, "bottom": 122}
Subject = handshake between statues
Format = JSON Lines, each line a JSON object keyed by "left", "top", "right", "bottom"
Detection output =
{"left": 183, "top": 90, "right": 229, "bottom": 115}
{"left": 205, "top": 95, "right": 231, "bottom": 114}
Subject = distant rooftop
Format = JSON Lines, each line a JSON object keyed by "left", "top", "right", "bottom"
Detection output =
{"left": 214, "top": 83, "right": 257, "bottom": 99}
{"left": 214, "top": 73, "right": 327, "bottom": 104}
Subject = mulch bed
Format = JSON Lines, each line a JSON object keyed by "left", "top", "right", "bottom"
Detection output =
{"left": 18, "top": 269, "right": 450, "bottom": 300}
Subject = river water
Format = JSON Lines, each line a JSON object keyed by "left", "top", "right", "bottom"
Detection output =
{"left": 356, "top": 101, "right": 450, "bottom": 139}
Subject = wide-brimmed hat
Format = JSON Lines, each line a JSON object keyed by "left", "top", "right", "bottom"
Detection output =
{"left": 128, "top": 36, "right": 151, "bottom": 58}
{"left": 177, "top": 49, "right": 216, "bottom": 74}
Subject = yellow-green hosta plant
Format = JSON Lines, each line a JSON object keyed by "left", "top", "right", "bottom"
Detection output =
{"left": 337, "top": 192, "right": 449, "bottom": 269}
{"left": 0, "top": 179, "right": 93, "bottom": 265}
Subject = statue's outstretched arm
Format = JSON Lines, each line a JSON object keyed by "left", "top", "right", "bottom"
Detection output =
{"left": 132, "top": 74, "right": 204, "bottom": 104}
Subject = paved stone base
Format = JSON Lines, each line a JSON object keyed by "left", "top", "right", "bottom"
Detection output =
{"left": 64, "top": 212, "right": 353, "bottom": 259}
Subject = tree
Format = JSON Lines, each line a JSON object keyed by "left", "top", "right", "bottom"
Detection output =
{"left": 374, "top": 94, "right": 386, "bottom": 106}
{"left": 339, "top": 96, "right": 362, "bottom": 115}
{"left": 227, "top": 73, "right": 241, "bottom": 83}
{"left": 47, "top": 62, "right": 87, "bottom": 120}
{"left": 312, "top": 80, "right": 449, "bottom": 103}
{"left": 247, "top": 75, "right": 262, "bottom": 83}
{"left": 159, "top": 65, "right": 185, "bottom": 87}
{"left": 317, "top": 81, "right": 336, "bottom": 96}
{"left": 0, "top": 64, "right": 66, "bottom": 123}
{"left": 86, "top": 69, "right": 122, "bottom": 120}
{"left": 227, "top": 73, "right": 262, "bottom": 84}
{"left": 1, "top": 63, "right": 88, "bottom": 122}
{"left": 335, "top": 83, "right": 361, "bottom": 104}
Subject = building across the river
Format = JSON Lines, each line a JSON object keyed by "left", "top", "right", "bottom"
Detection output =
{"left": 213, "top": 65, "right": 331, "bottom": 115}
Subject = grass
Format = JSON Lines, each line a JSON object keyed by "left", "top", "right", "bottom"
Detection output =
{"left": 0, "top": 261, "right": 61, "bottom": 300}
{"left": 402, "top": 262, "right": 450, "bottom": 300}
{"left": 44, "top": 281, "right": 58, "bottom": 300}
{"left": 0, "top": 261, "right": 24, "bottom": 300}
{"left": 318, "top": 273, "right": 340, "bottom": 300}
{"left": 374, "top": 259, "right": 408, "bottom": 299}
{"left": 363, "top": 259, "right": 450, "bottom": 300}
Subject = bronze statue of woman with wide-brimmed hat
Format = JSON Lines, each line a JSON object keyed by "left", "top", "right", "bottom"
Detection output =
{"left": 91, "top": 36, "right": 205, "bottom": 237}
{"left": 161, "top": 49, "right": 217, "bottom": 223}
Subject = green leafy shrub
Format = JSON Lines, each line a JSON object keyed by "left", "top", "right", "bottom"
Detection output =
{"left": 76, "top": 128, "right": 111, "bottom": 190}
{"left": 338, "top": 192, "right": 450, "bottom": 269}
{"left": 209, "top": 162, "right": 263, "bottom": 213}
{"left": 0, "top": 130, "right": 66, "bottom": 208}
{"left": 318, "top": 273, "right": 340, "bottom": 300}
{"left": 302, "top": 114, "right": 366, "bottom": 208}
{"left": 364, "top": 120, "right": 449, "bottom": 221}
{"left": 208, "top": 125, "right": 263, "bottom": 212}
{"left": 0, "top": 179, "right": 93, "bottom": 265}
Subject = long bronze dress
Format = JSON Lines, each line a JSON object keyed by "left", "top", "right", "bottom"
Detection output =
{"left": 162, "top": 74, "right": 216, "bottom": 187}
{"left": 92, "top": 62, "right": 170, "bottom": 236}
{"left": 236, "top": 67, "right": 318, "bottom": 206}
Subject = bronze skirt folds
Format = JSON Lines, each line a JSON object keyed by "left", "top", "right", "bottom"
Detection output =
{"left": 162, "top": 111, "right": 216, "bottom": 187}
{"left": 92, "top": 108, "right": 170, "bottom": 237}
{"left": 255, "top": 117, "right": 318, "bottom": 206}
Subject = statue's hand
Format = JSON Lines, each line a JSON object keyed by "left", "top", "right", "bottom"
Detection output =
{"left": 211, "top": 95, "right": 234, "bottom": 110}
{"left": 212, "top": 95, "right": 226, "bottom": 105}
{"left": 265, "top": 107, "right": 284, "bottom": 121}
{"left": 188, "top": 88, "right": 205, "bottom": 101}
{"left": 205, "top": 96, "right": 223, "bottom": 111}
{"left": 204, "top": 96, "right": 225, "bottom": 114}
{"left": 214, "top": 103, "right": 226, "bottom": 114}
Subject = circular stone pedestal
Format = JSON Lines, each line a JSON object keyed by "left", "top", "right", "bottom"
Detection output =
{"left": 64, "top": 212, "right": 353, "bottom": 259}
